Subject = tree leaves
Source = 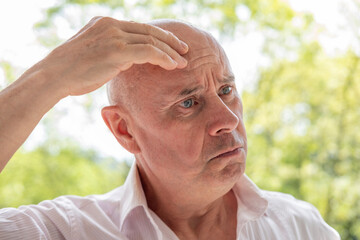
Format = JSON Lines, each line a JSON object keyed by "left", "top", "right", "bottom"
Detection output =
{"left": 244, "top": 46, "right": 360, "bottom": 239}
{"left": 0, "top": 144, "right": 130, "bottom": 208}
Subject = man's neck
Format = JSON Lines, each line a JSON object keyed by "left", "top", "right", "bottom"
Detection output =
{"left": 137, "top": 165, "right": 238, "bottom": 240}
{"left": 158, "top": 190, "right": 238, "bottom": 240}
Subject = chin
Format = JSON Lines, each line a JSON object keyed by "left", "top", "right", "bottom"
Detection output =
{"left": 205, "top": 163, "right": 243, "bottom": 198}
{"left": 220, "top": 162, "right": 243, "bottom": 181}
{"left": 206, "top": 162, "right": 244, "bottom": 189}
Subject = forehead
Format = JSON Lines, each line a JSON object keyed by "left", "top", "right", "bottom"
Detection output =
{"left": 138, "top": 35, "right": 232, "bottom": 95}
{"left": 116, "top": 22, "right": 234, "bottom": 108}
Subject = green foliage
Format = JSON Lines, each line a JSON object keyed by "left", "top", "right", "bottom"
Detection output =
{"left": 0, "top": 144, "right": 130, "bottom": 208}
{"left": 3, "top": 0, "right": 359, "bottom": 239}
{"left": 0, "top": 61, "right": 17, "bottom": 84}
{"left": 35, "top": 0, "right": 297, "bottom": 41}
{"left": 243, "top": 45, "right": 360, "bottom": 239}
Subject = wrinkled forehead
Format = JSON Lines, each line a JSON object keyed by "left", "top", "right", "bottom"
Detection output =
{"left": 110, "top": 20, "right": 232, "bottom": 107}
{"left": 150, "top": 19, "right": 228, "bottom": 69}
{"left": 138, "top": 20, "right": 231, "bottom": 82}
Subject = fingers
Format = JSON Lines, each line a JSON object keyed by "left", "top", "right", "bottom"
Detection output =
{"left": 121, "top": 44, "right": 179, "bottom": 70}
{"left": 123, "top": 32, "right": 188, "bottom": 68}
{"left": 68, "top": 17, "right": 189, "bottom": 72}
{"left": 88, "top": 17, "right": 189, "bottom": 69}
{"left": 114, "top": 20, "right": 189, "bottom": 69}
{"left": 116, "top": 20, "right": 189, "bottom": 55}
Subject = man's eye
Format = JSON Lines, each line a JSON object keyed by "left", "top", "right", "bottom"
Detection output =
{"left": 180, "top": 99, "right": 195, "bottom": 108}
{"left": 221, "top": 86, "right": 232, "bottom": 95}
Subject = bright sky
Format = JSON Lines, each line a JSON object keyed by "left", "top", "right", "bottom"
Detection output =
{"left": 0, "top": 0, "right": 356, "bottom": 161}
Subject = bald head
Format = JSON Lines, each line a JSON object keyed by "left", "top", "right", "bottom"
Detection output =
{"left": 107, "top": 19, "right": 229, "bottom": 111}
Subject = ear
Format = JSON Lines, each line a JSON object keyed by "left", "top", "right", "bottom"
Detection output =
{"left": 101, "top": 105, "right": 140, "bottom": 154}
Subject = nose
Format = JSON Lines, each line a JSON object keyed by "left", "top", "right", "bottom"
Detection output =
{"left": 207, "top": 97, "right": 240, "bottom": 136}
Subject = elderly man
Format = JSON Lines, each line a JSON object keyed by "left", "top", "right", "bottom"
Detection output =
{"left": 0, "top": 18, "right": 339, "bottom": 239}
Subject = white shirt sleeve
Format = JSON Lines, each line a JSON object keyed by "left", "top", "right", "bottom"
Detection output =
{"left": 0, "top": 198, "right": 73, "bottom": 240}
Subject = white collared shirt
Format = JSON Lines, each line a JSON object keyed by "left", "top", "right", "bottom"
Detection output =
{"left": 0, "top": 162, "right": 340, "bottom": 240}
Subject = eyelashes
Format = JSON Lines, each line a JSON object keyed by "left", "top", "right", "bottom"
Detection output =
{"left": 180, "top": 98, "right": 196, "bottom": 108}
{"left": 179, "top": 85, "right": 233, "bottom": 110}
{"left": 220, "top": 86, "right": 232, "bottom": 95}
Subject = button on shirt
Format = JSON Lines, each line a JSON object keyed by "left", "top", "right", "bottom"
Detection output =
{"left": 0, "top": 163, "right": 340, "bottom": 240}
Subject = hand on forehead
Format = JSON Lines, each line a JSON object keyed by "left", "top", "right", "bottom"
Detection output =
{"left": 108, "top": 19, "right": 230, "bottom": 106}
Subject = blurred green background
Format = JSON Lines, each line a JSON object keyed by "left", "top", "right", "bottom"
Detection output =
{"left": 0, "top": 0, "right": 359, "bottom": 239}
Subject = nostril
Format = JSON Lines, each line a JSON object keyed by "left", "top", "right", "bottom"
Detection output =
{"left": 216, "top": 128, "right": 229, "bottom": 134}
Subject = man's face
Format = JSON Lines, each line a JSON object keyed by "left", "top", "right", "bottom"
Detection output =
{"left": 127, "top": 27, "right": 247, "bottom": 195}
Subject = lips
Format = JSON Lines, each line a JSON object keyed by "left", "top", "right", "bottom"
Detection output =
{"left": 211, "top": 146, "right": 243, "bottom": 160}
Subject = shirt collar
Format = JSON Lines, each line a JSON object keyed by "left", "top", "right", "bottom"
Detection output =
{"left": 117, "top": 162, "right": 268, "bottom": 229}
{"left": 118, "top": 161, "right": 149, "bottom": 228}
{"left": 233, "top": 174, "right": 268, "bottom": 224}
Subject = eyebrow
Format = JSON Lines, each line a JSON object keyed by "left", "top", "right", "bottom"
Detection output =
{"left": 179, "top": 86, "right": 203, "bottom": 97}
{"left": 220, "top": 75, "right": 235, "bottom": 84}
{"left": 172, "top": 75, "right": 235, "bottom": 101}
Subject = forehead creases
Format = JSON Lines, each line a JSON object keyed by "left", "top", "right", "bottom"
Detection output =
{"left": 186, "top": 47, "right": 221, "bottom": 70}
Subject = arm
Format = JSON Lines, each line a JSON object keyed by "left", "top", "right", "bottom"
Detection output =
{"left": 0, "top": 17, "right": 188, "bottom": 172}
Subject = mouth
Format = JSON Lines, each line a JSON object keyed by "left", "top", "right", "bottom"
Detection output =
{"left": 211, "top": 147, "right": 243, "bottom": 160}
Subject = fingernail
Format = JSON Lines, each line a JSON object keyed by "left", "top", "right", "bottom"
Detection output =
{"left": 171, "top": 58, "right": 178, "bottom": 66}
{"left": 181, "top": 41, "right": 188, "bottom": 51}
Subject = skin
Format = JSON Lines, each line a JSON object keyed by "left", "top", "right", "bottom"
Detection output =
{"left": 0, "top": 16, "right": 244, "bottom": 239}
{"left": 102, "top": 20, "right": 247, "bottom": 239}
{"left": 0, "top": 17, "right": 188, "bottom": 172}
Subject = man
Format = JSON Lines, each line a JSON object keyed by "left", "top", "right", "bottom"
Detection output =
{"left": 0, "top": 17, "right": 339, "bottom": 239}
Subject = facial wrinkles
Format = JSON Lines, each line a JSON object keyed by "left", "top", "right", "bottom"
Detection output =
{"left": 137, "top": 46, "right": 222, "bottom": 114}
{"left": 175, "top": 73, "right": 231, "bottom": 168}
{"left": 165, "top": 45, "right": 222, "bottom": 104}
{"left": 198, "top": 78, "right": 221, "bottom": 162}
{"left": 142, "top": 66, "right": 230, "bottom": 172}
{"left": 135, "top": 25, "right": 240, "bottom": 161}
{"left": 172, "top": 39, "right": 242, "bottom": 167}
{"left": 186, "top": 47, "right": 220, "bottom": 71}
{"left": 197, "top": 73, "right": 244, "bottom": 166}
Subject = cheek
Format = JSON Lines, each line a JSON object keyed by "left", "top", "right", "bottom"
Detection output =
{"left": 164, "top": 122, "right": 206, "bottom": 168}
{"left": 134, "top": 115, "right": 206, "bottom": 170}
{"left": 172, "top": 127, "right": 205, "bottom": 164}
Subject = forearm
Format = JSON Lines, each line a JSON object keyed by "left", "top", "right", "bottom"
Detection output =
{"left": 0, "top": 67, "right": 64, "bottom": 172}
{"left": 0, "top": 17, "right": 188, "bottom": 173}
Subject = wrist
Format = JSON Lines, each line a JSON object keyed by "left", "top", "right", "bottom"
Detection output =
{"left": 15, "top": 67, "right": 66, "bottom": 113}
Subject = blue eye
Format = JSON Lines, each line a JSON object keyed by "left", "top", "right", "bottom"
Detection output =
{"left": 181, "top": 99, "right": 194, "bottom": 108}
{"left": 221, "top": 86, "right": 232, "bottom": 95}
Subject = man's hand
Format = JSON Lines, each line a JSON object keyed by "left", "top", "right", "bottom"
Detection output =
{"left": 36, "top": 17, "right": 188, "bottom": 97}
{"left": 0, "top": 17, "right": 188, "bottom": 172}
